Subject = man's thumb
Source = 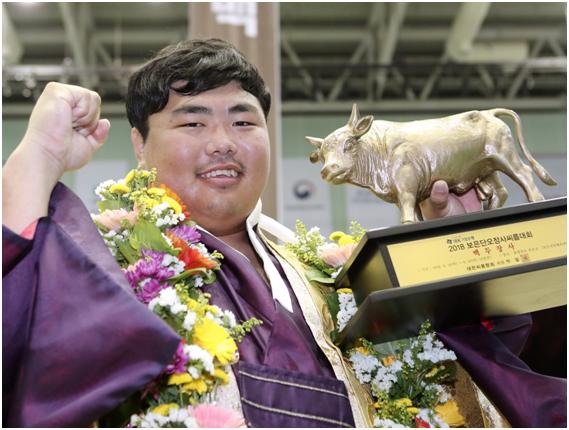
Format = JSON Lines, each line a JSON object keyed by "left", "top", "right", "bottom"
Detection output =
{"left": 93, "top": 119, "right": 111, "bottom": 145}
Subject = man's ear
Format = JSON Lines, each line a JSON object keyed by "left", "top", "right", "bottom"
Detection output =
{"left": 131, "top": 128, "right": 146, "bottom": 168}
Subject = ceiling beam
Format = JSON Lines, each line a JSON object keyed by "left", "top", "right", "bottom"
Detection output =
{"left": 58, "top": 3, "right": 92, "bottom": 88}
{"left": 281, "top": 97, "right": 567, "bottom": 114}
{"left": 375, "top": 3, "right": 407, "bottom": 99}
{"left": 4, "top": 97, "right": 565, "bottom": 118}
{"left": 281, "top": 36, "right": 324, "bottom": 101}
{"left": 280, "top": 26, "right": 565, "bottom": 44}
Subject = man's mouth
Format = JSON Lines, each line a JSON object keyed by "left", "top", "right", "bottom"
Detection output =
{"left": 197, "top": 163, "right": 243, "bottom": 182}
{"left": 200, "top": 169, "right": 239, "bottom": 179}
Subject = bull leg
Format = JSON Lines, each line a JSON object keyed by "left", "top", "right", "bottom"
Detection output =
{"left": 477, "top": 172, "right": 508, "bottom": 209}
{"left": 393, "top": 164, "right": 419, "bottom": 224}
{"left": 489, "top": 154, "right": 545, "bottom": 202}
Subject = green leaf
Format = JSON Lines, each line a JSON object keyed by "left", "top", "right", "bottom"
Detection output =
{"left": 129, "top": 219, "right": 172, "bottom": 253}
{"left": 325, "top": 290, "right": 340, "bottom": 327}
{"left": 116, "top": 238, "right": 139, "bottom": 265}
{"left": 97, "top": 199, "right": 125, "bottom": 212}
{"left": 305, "top": 266, "right": 335, "bottom": 284}
{"left": 168, "top": 267, "right": 209, "bottom": 283}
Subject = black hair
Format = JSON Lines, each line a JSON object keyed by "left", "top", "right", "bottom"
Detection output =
{"left": 126, "top": 38, "right": 271, "bottom": 141}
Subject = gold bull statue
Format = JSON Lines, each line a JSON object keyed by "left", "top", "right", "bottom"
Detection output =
{"left": 307, "top": 104, "right": 557, "bottom": 224}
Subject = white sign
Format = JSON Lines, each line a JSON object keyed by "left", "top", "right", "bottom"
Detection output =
{"left": 210, "top": 2, "right": 258, "bottom": 38}
{"left": 281, "top": 158, "right": 332, "bottom": 236}
{"left": 74, "top": 160, "right": 130, "bottom": 214}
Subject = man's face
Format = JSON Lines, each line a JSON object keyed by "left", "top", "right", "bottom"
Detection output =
{"left": 132, "top": 81, "right": 270, "bottom": 235}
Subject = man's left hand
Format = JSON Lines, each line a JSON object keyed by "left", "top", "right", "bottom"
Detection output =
{"left": 420, "top": 180, "right": 482, "bottom": 220}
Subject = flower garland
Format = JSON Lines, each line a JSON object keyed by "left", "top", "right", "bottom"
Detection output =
{"left": 92, "top": 168, "right": 261, "bottom": 428}
{"left": 287, "top": 221, "right": 465, "bottom": 428}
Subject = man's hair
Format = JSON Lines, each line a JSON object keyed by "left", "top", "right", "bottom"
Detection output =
{"left": 126, "top": 38, "right": 271, "bottom": 140}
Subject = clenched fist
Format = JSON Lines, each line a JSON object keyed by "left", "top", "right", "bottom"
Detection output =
{"left": 3, "top": 82, "right": 111, "bottom": 232}
{"left": 23, "top": 82, "right": 111, "bottom": 175}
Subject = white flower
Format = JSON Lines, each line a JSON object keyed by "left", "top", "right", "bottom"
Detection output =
{"left": 184, "top": 344, "right": 214, "bottom": 374}
{"left": 183, "top": 311, "right": 197, "bottom": 331}
{"left": 372, "top": 364, "right": 399, "bottom": 393}
{"left": 148, "top": 287, "right": 187, "bottom": 314}
{"left": 349, "top": 351, "right": 380, "bottom": 384}
{"left": 94, "top": 179, "right": 116, "bottom": 198}
{"left": 403, "top": 349, "right": 415, "bottom": 367}
{"left": 337, "top": 292, "right": 357, "bottom": 331}
{"left": 194, "top": 276, "right": 204, "bottom": 288}
{"left": 187, "top": 366, "right": 200, "bottom": 379}
{"left": 416, "top": 408, "right": 449, "bottom": 428}
{"left": 417, "top": 334, "right": 457, "bottom": 363}
{"left": 373, "top": 417, "right": 407, "bottom": 428}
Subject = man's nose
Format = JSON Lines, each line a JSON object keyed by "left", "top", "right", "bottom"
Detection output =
{"left": 206, "top": 126, "right": 237, "bottom": 155}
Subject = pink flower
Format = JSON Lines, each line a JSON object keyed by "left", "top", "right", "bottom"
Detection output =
{"left": 191, "top": 404, "right": 246, "bottom": 428}
{"left": 93, "top": 208, "right": 138, "bottom": 231}
{"left": 318, "top": 243, "right": 356, "bottom": 268}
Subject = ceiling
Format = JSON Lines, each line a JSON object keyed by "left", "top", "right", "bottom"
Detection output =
{"left": 3, "top": 2, "right": 567, "bottom": 116}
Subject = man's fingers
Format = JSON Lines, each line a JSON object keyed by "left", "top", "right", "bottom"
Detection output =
{"left": 71, "top": 90, "right": 102, "bottom": 132}
{"left": 92, "top": 119, "right": 111, "bottom": 144}
{"left": 428, "top": 180, "right": 450, "bottom": 209}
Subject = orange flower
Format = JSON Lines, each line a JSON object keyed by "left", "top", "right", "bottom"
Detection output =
{"left": 167, "top": 232, "right": 218, "bottom": 271}
{"left": 180, "top": 246, "right": 218, "bottom": 271}
{"left": 158, "top": 184, "right": 191, "bottom": 219}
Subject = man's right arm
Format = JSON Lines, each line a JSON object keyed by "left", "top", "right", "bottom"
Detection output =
{"left": 2, "top": 82, "right": 110, "bottom": 233}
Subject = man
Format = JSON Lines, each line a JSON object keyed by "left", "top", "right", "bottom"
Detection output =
{"left": 3, "top": 39, "right": 565, "bottom": 427}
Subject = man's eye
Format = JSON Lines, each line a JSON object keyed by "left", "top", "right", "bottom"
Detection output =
{"left": 183, "top": 122, "right": 203, "bottom": 128}
{"left": 234, "top": 121, "right": 254, "bottom": 127}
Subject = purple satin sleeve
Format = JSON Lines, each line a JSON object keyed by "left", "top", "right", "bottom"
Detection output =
{"left": 2, "top": 223, "right": 33, "bottom": 273}
{"left": 3, "top": 183, "right": 181, "bottom": 427}
{"left": 438, "top": 323, "right": 567, "bottom": 427}
{"left": 485, "top": 314, "right": 533, "bottom": 356}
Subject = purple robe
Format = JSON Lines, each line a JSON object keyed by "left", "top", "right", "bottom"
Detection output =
{"left": 3, "top": 184, "right": 181, "bottom": 427}
{"left": 3, "top": 183, "right": 566, "bottom": 427}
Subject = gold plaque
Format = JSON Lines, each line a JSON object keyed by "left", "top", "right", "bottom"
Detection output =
{"left": 336, "top": 198, "right": 567, "bottom": 346}
{"left": 388, "top": 214, "right": 566, "bottom": 288}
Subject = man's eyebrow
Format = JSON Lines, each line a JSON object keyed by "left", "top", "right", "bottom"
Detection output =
{"left": 228, "top": 103, "right": 260, "bottom": 115}
{"left": 171, "top": 105, "right": 211, "bottom": 116}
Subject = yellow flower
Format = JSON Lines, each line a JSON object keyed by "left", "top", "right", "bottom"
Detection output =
{"left": 124, "top": 169, "right": 136, "bottom": 184}
{"left": 336, "top": 288, "right": 353, "bottom": 294}
{"left": 329, "top": 231, "right": 356, "bottom": 246}
{"left": 168, "top": 373, "right": 193, "bottom": 385}
{"left": 168, "top": 372, "right": 210, "bottom": 395}
{"left": 436, "top": 400, "right": 465, "bottom": 427}
{"left": 109, "top": 183, "right": 130, "bottom": 194}
{"left": 425, "top": 366, "right": 441, "bottom": 378}
{"left": 148, "top": 187, "right": 166, "bottom": 196}
{"left": 382, "top": 355, "right": 397, "bottom": 366}
{"left": 151, "top": 403, "right": 179, "bottom": 416}
{"left": 192, "top": 318, "right": 237, "bottom": 365}
{"left": 394, "top": 398, "right": 413, "bottom": 408}
{"left": 354, "top": 346, "right": 369, "bottom": 355}
{"left": 139, "top": 196, "right": 161, "bottom": 209}
{"left": 206, "top": 305, "right": 220, "bottom": 316}
{"left": 407, "top": 407, "right": 420, "bottom": 415}
{"left": 213, "top": 368, "right": 230, "bottom": 384}
{"left": 182, "top": 378, "right": 209, "bottom": 395}
{"left": 162, "top": 196, "right": 182, "bottom": 214}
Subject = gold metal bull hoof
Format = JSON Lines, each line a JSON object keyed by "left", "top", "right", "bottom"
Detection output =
{"left": 307, "top": 104, "right": 557, "bottom": 225}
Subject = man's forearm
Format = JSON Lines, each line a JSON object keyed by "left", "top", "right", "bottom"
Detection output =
{"left": 2, "top": 139, "right": 63, "bottom": 233}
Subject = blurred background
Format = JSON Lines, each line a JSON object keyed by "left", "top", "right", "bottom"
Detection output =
{"left": 2, "top": 2, "right": 567, "bottom": 235}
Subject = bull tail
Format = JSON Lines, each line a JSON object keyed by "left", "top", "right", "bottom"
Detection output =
{"left": 490, "top": 108, "right": 557, "bottom": 186}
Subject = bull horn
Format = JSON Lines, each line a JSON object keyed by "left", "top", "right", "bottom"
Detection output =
{"left": 306, "top": 136, "right": 324, "bottom": 148}
{"left": 348, "top": 103, "right": 360, "bottom": 130}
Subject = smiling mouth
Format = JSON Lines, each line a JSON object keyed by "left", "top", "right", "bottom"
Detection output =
{"left": 199, "top": 169, "right": 239, "bottom": 179}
